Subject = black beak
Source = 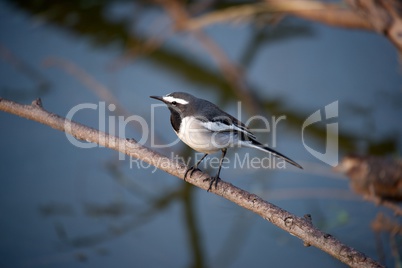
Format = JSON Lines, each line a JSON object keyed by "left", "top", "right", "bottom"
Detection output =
{"left": 150, "top": 96, "right": 165, "bottom": 102}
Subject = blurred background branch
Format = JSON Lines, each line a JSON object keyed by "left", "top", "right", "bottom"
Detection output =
{"left": 181, "top": 0, "right": 402, "bottom": 53}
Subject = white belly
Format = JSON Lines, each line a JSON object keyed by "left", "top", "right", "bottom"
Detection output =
{"left": 176, "top": 117, "right": 235, "bottom": 154}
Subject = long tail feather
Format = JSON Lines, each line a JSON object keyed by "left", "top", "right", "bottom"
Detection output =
{"left": 243, "top": 139, "right": 303, "bottom": 169}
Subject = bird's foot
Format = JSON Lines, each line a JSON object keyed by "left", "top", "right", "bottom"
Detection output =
{"left": 203, "top": 176, "right": 220, "bottom": 192}
{"left": 184, "top": 166, "right": 201, "bottom": 181}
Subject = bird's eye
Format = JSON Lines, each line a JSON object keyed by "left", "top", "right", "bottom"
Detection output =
{"left": 172, "top": 101, "right": 177, "bottom": 106}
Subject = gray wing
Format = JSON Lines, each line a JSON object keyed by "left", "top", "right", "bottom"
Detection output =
{"left": 196, "top": 99, "right": 256, "bottom": 140}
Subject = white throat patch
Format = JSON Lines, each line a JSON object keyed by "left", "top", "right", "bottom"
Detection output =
{"left": 163, "top": 96, "right": 189, "bottom": 105}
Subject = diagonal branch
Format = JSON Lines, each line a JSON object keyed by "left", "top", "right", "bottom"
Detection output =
{"left": 184, "top": 1, "right": 371, "bottom": 31}
{"left": 181, "top": 0, "right": 402, "bottom": 53}
{"left": 0, "top": 97, "right": 383, "bottom": 268}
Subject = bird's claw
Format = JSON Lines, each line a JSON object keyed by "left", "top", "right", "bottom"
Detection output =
{"left": 184, "top": 166, "right": 201, "bottom": 181}
{"left": 203, "top": 176, "right": 220, "bottom": 192}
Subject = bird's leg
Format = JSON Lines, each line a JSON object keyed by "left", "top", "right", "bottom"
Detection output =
{"left": 184, "top": 153, "right": 208, "bottom": 181}
{"left": 204, "top": 149, "right": 227, "bottom": 191}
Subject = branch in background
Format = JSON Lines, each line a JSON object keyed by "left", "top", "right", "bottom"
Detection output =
{"left": 156, "top": 0, "right": 263, "bottom": 116}
{"left": 185, "top": 1, "right": 370, "bottom": 31}
{"left": 371, "top": 213, "right": 402, "bottom": 236}
{"left": 335, "top": 155, "right": 402, "bottom": 216}
{"left": 0, "top": 43, "right": 51, "bottom": 92}
{"left": 345, "top": 0, "right": 402, "bottom": 52}
{"left": 42, "top": 56, "right": 167, "bottom": 146}
{"left": 275, "top": 0, "right": 371, "bottom": 30}
{"left": 371, "top": 213, "right": 402, "bottom": 265}
{"left": 43, "top": 57, "right": 127, "bottom": 115}
{"left": 0, "top": 97, "right": 383, "bottom": 268}
{"left": 181, "top": 0, "right": 402, "bottom": 53}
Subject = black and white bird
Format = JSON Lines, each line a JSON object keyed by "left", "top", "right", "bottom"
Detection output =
{"left": 151, "top": 92, "right": 302, "bottom": 191}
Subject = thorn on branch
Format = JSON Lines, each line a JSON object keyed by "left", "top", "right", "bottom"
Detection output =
{"left": 324, "top": 233, "right": 332, "bottom": 239}
{"left": 304, "top": 214, "right": 313, "bottom": 223}
{"left": 32, "top": 98, "right": 43, "bottom": 108}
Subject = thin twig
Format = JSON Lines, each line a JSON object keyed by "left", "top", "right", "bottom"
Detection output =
{"left": 42, "top": 56, "right": 166, "bottom": 146}
{"left": 43, "top": 57, "right": 127, "bottom": 116}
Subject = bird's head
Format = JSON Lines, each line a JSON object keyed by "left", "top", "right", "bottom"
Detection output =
{"left": 150, "top": 92, "right": 195, "bottom": 117}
